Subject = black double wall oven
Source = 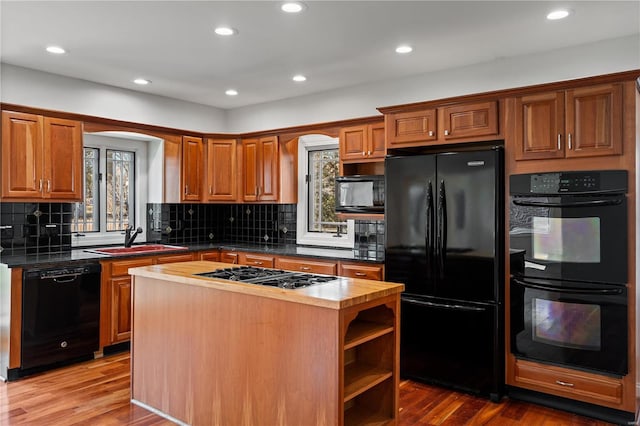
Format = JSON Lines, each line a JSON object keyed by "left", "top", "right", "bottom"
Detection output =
{"left": 509, "top": 170, "right": 628, "bottom": 377}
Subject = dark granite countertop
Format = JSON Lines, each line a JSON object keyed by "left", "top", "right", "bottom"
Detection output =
{"left": 0, "top": 242, "right": 384, "bottom": 268}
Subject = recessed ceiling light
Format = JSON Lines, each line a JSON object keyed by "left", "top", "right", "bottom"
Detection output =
{"left": 547, "top": 9, "right": 570, "bottom": 20}
{"left": 225, "top": 89, "right": 239, "bottom": 96}
{"left": 281, "top": 2, "right": 305, "bottom": 13}
{"left": 133, "top": 78, "right": 151, "bottom": 85}
{"left": 46, "top": 46, "right": 66, "bottom": 54}
{"left": 292, "top": 75, "right": 307, "bottom": 82}
{"left": 395, "top": 45, "right": 413, "bottom": 54}
{"left": 214, "top": 27, "right": 238, "bottom": 36}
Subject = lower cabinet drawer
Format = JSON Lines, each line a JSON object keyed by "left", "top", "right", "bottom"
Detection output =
{"left": 240, "top": 253, "right": 275, "bottom": 268}
{"left": 276, "top": 257, "right": 337, "bottom": 275}
{"left": 155, "top": 253, "right": 195, "bottom": 264}
{"left": 514, "top": 359, "right": 623, "bottom": 405}
{"left": 109, "top": 257, "right": 154, "bottom": 277}
{"left": 339, "top": 262, "right": 383, "bottom": 280}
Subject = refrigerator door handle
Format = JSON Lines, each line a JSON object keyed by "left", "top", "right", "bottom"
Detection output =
{"left": 426, "top": 180, "right": 434, "bottom": 279}
{"left": 438, "top": 180, "right": 447, "bottom": 280}
{"left": 402, "top": 296, "right": 487, "bottom": 312}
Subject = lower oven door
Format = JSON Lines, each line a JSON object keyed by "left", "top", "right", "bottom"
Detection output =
{"left": 510, "top": 277, "right": 627, "bottom": 376}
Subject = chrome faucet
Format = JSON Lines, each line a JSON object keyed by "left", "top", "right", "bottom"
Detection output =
{"left": 124, "top": 225, "right": 143, "bottom": 247}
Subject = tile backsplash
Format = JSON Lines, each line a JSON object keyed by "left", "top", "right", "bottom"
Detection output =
{"left": 0, "top": 201, "right": 385, "bottom": 257}
{"left": 0, "top": 202, "right": 73, "bottom": 255}
{"left": 146, "top": 203, "right": 298, "bottom": 246}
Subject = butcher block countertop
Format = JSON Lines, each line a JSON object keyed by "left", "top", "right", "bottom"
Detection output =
{"left": 128, "top": 260, "right": 404, "bottom": 310}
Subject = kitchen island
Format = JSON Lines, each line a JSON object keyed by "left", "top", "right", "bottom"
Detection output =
{"left": 128, "top": 261, "right": 404, "bottom": 426}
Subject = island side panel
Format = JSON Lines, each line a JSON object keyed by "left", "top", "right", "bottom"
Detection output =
{"left": 131, "top": 275, "right": 340, "bottom": 426}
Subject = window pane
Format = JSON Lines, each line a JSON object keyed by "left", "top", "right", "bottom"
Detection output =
{"left": 106, "top": 149, "right": 135, "bottom": 231}
{"left": 307, "top": 149, "right": 346, "bottom": 234}
{"left": 72, "top": 148, "right": 99, "bottom": 233}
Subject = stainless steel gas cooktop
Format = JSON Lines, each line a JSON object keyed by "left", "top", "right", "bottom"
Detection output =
{"left": 195, "top": 266, "right": 338, "bottom": 289}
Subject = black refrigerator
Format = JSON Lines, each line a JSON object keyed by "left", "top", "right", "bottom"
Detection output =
{"left": 385, "top": 146, "right": 504, "bottom": 401}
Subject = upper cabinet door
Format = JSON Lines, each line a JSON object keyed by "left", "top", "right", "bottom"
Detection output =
{"left": 441, "top": 101, "right": 498, "bottom": 140}
{"left": 368, "top": 122, "right": 386, "bottom": 159}
{"left": 514, "top": 92, "right": 565, "bottom": 161}
{"left": 1, "top": 111, "right": 44, "bottom": 199}
{"left": 339, "top": 126, "right": 367, "bottom": 161}
{"left": 242, "top": 138, "right": 259, "bottom": 202}
{"left": 181, "top": 136, "right": 203, "bottom": 201}
{"left": 42, "top": 117, "right": 83, "bottom": 200}
{"left": 386, "top": 109, "right": 437, "bottom": 147}
{"left": 565, "top": 83, "right": 623, "bottom": 158}
{"left": 206, "top": 138, "right": 238, "bottom": 201}
{"left": 258, "top": 136, "right": 279, "bottom": 201}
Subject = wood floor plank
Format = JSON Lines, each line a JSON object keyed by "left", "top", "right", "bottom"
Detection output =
{"left": 0, "top": 353, "right": 618, "bottom": 425}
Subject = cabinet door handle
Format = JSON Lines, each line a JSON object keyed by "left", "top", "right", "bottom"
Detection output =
{"left": 362, "top": 151, "right": 366, "bottom": 156}
{"left": 300, "top": 266, "right": 311, "bottom": 271}
{"left": 47, "top": 179, "right": 51, "bottom": 193}
{"left": 444, "top": 130, "right": 450, "bottom": 136}
{"left": 557, "top": 134, "right": 562, "bottom": 150}
{"left": 367, "top": 150, "right": 371, "bottom": 156}
{"left": 568, "top": 133, "right": 573, "bottom": 150}
{"left": 184, "top": 185, "right": 189, "bottom": 195}
{"left": 209, "top": 185, "right": 212, "bottom": 195}
{"left": 428, "top": 131, "right": 434, "bottom": 137}
{"left": 39, "top": 179, "right": 43, "bottom": 192}
{"left": 354, "top": 272, "right": 366, "bottom": 277}
{"left": 555, "top": 380, "right": 575, "bottom": 387}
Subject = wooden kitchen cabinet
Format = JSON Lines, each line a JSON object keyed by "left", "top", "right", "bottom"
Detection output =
{"left": 181, "top": 135, "right": 203, "bottom": 201}
{"left": 385, "top": 101, "right": 498, "bottom": 148}
{"left": 239, "top": 252, "right": 275, "bottom": 268}
{"left": 101, "top": 257, "right": 154, "bottom": 347}
{"left": 199, "top": 250, "right": 220, "bottom": 262}
{"left": 242, "top": 136, "right": 279, "bottom": 202}
{"left": 276, "top": 256, "right": 338, "bottom": 275}
{"left": 339, "top": 122, "right": 386, "bottom": 162}
{"left": 219, "top": 250, "right": 239, "bottom": 264}
{"left": 1, "top": 111, "right": 83, "bottom": 201}
{"left": 205, "top": 138, "right": 238, "bottom": 201}
{"left": 514, "top": 83, "right": 623, "bottom": 161}
{"left": 99, "top": 252, "right": 194, "bottom": 348}
{"left": 339, "top": 262, "right": 384, "bottom": 281}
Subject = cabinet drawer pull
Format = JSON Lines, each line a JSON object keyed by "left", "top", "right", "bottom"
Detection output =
{"left": 444, "top": 130, "right": 449, "bottom": 136}
{"left": 557, "top": 134, "right": 562, "bottom": 150}
{"left": 355, "top": 272, "right": 367, "bottom": 277}
{"left": 367, "top": 150, "right": 371, "bottom": 155}
{"left": 300, "top": 266, "right": 311, "bottom": 271}
{"left": 254, "top": 261, "right": 263, "bottom": 265}
{"left": 555, "top": 380, "right": 575, "bottom": 387}
{"left": 428, "top": 131, "right": 434, "bottom": 137}
{"left": 568, "top": 133, "right": 573, "bottom": 150}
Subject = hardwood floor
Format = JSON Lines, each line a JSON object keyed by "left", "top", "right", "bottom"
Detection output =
{"left": 0, "top": 352, "right": 614, "bottom": 425}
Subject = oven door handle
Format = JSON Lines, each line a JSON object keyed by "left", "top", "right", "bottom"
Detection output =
{"left": 512, "top": 199, "right": 623, "bottom": 208}
{"left": 402, "top": 297, "right": 487, "bottom": 312}
{"left": 512, "top": 277, "right": 624, "bottom": 295}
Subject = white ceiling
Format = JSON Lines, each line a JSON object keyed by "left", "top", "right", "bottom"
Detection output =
{"left": 1, "top": 1, "right": 638, "bottom": 110}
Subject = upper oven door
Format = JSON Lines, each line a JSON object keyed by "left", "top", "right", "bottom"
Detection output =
{"left": 509, "top": 194, "right": 627, "bottom": 285}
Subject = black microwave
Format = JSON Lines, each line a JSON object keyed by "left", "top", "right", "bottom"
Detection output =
{"left": 335, "top": 175, "right": 384, "bottom": 213}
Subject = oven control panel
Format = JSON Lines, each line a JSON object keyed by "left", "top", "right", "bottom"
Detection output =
{"left": 510, "top": 170, "right": 628, "bottom": 195}
{"left": 531, "top": 172, "right": 599, "bottom": 193}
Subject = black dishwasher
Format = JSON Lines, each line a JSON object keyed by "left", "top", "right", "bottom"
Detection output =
{"left": 21, "top": 263, "right": 101, "bottom": 371}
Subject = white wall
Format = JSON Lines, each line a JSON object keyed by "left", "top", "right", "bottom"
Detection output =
{"left": 0, "top": 65, "right": 227, "bottom": 133}
{"left": 1, "top": 35, "right": 638, "bottom": 134}
{"left": 226, "top": 35, "right": 640, "bottom": 133}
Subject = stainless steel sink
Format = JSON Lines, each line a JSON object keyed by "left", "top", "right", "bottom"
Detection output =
{"left": 85, "top": 244, "right": 188, "bottom": 256}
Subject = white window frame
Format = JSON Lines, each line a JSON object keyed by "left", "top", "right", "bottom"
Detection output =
{"left": 296, "top": 134, "right": 354, "bottom": 248}
{"left": 72, "top": 133, "right": 149, "bottom": 247}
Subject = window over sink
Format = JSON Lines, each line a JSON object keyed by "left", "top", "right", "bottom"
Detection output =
{"left": 296, "top": 134, "right": 354, "bottom": 248}
{"left": 72, "top": 133, "right": 150, "bottom": 247}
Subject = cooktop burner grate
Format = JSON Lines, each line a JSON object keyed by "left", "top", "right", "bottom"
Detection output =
{"left": 195, "top": 266, "right": 338, "bottom": 289}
